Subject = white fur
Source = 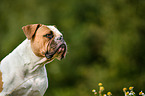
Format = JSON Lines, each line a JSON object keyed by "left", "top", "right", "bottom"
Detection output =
{"left": 47, "top": 26, "right": 62, "bottom": 36}
{"left": 0, "top": 39, "right": 48, "bottom": 96}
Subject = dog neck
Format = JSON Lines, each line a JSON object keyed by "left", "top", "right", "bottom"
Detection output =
{"left": 1, "top": 39, "right": 48, "bottom": 74}
{"left": 14, "top": 39, "right": 48, "bottom": 72}
{"left": 0, "top": 39, "right": 48, "bottom": 95}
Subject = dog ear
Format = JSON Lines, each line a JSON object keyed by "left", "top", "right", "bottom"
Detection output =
{"left": 22, "top": 24, "right": 42, "bottom": 40}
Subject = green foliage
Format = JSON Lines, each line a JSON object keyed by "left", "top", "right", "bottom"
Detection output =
{"left": 0, "top": 0, "right": 145, "bottom": 96}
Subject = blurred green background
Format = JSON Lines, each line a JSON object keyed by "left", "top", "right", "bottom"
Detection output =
{"left": 0, "top": 0, "right": 145, "bottom": 95}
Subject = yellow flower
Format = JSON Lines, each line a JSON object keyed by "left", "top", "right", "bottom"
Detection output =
{"left": 103, "top": 94, "right": 107, "bottom": 96}
{"left": 139, "top": 91, "right": 144, "bottom": 95}
{"left": 98, "top": 83, "right": 103, "bottom": 86}
{"left": 107, "top": 92, "right": 112, "bottom": 95}
{"left": 123, "top": 88, "right": 127, "bottom": 92}
{"left": 92, "top": 89, "right": 96, "bottom": 93}
{"left": 129, "top": 87, "right": 134, "bottom": 90}
{"left": 139, "top": 91, "right": 142, "bottom": 95}
{"left": 126, "top": 92, "right": 129, "bottom": 95}
{"left": 100, "top": 86, "right": 104, "bottom": 91}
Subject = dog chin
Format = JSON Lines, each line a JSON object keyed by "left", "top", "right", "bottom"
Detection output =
{"left": 45, "top": 43, "right": 67, "bottom": 61}
{"left": 56, "top": 44, "right": 67, "bottom": 60}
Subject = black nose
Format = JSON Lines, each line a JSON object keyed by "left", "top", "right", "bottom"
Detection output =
{"left": 57, "top": 36, "right": 64, "bottom": 41}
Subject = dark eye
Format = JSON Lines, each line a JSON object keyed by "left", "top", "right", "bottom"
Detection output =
{"left": 43, "top": 34, "right": 54, "bottom": 39}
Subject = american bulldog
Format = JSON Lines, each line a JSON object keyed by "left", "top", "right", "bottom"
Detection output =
{"left": 0, "top": 24, "right": 67, "bottom": 96}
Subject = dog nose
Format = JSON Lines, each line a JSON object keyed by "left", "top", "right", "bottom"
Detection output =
{"left": 57, "top": 36, "right": 64, "bottom": 41}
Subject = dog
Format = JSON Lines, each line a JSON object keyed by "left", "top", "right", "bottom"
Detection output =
{"left": 0, "top": 24, "right": 67, "bottom": 96}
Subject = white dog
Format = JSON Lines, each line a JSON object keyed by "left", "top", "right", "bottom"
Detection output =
{"left": 0, "top": 24, "right": 67, "bottom": 96}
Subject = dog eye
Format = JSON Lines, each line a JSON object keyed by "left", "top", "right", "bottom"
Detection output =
{"left": 43, "top": 34, "right": 54, "bottom": 39}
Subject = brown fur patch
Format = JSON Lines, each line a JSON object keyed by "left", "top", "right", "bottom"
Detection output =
{"left": 31, "top": 25, "right": 61, "bottom": 57}
{"left": 0, "top": 70, "right": 3, "bottom": 92}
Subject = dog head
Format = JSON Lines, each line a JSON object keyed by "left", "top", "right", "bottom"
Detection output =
{"left": 22, "top": 24, "right": 67, "bottom": 61}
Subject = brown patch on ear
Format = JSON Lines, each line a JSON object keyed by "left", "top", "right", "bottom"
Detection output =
{"left": 0, "top": 70, "right": 3, "bottom": 92}
{"left": 22, "top": 24, "right": 42, "bottom": 40}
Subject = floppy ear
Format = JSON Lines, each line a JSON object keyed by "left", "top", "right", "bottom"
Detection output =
{"left": 22, "top": 24, "right": 42, "bottom": 40}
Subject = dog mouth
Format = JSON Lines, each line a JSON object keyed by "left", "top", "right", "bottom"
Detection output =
{"left": 45, "top": 43, "right": 67, "bottom": 60}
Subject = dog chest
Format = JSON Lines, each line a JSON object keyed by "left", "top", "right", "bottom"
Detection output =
{"left": 9, "top": 73, "right": 48, "bottom": 96}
